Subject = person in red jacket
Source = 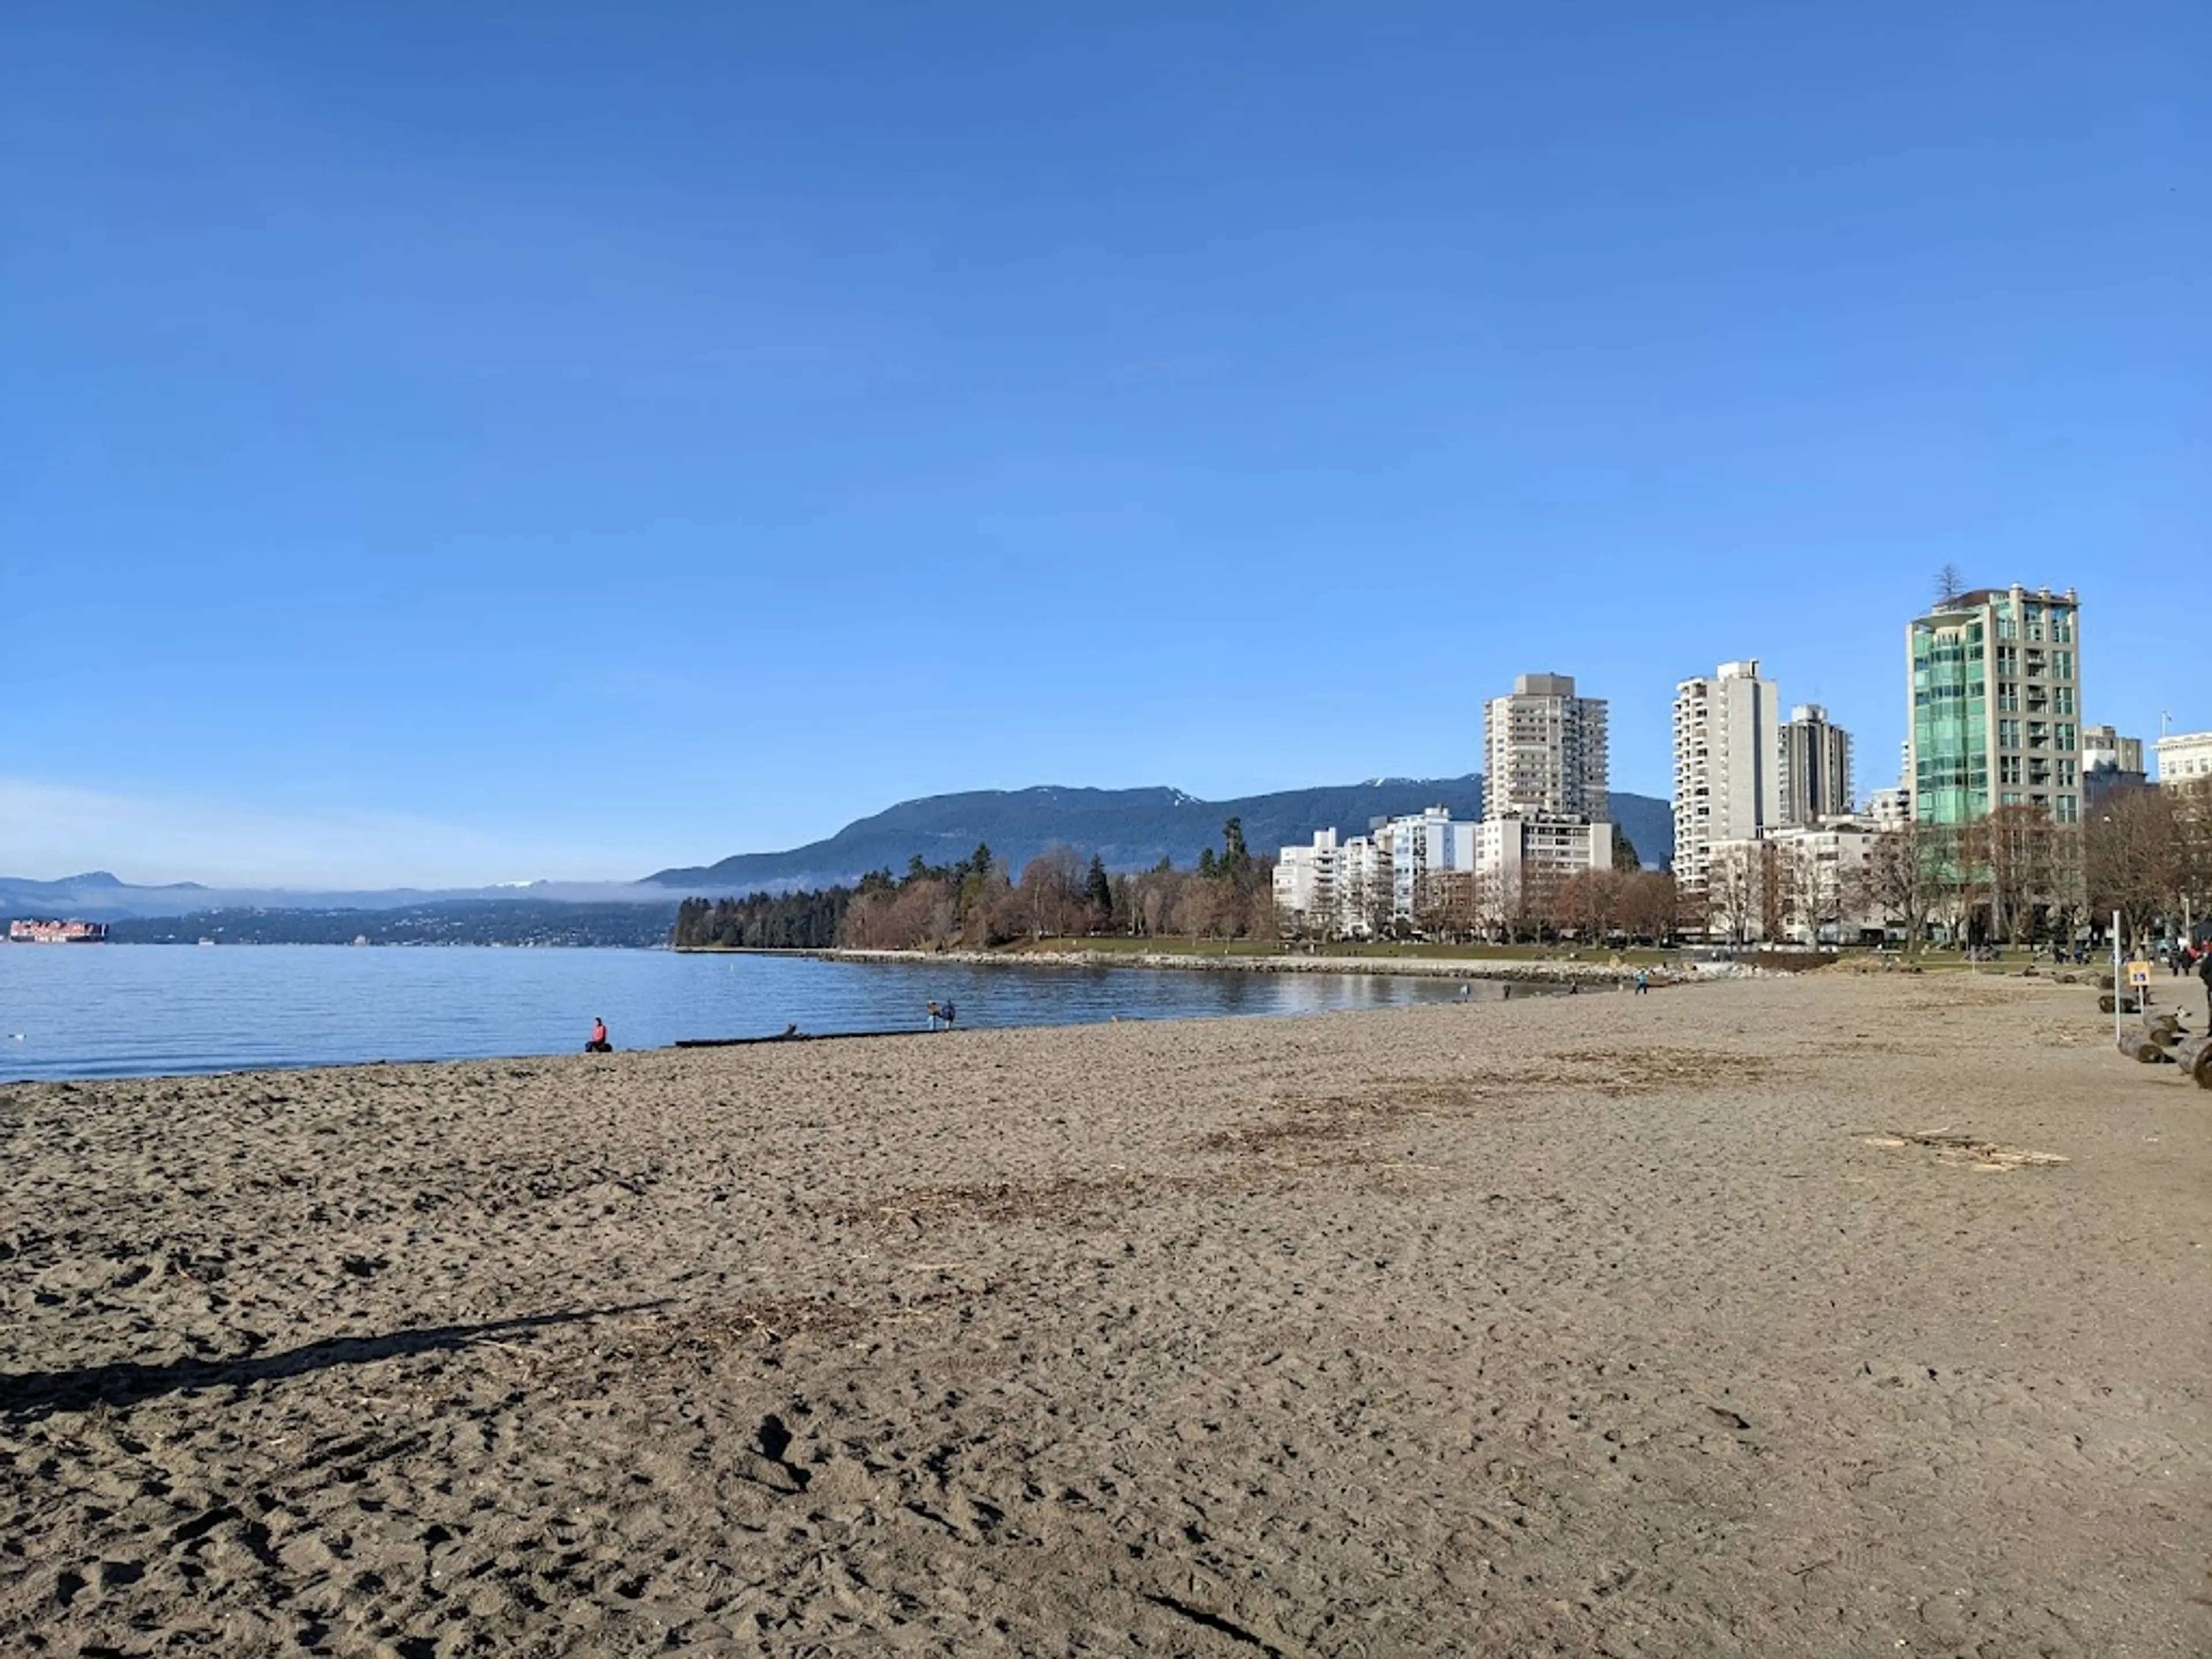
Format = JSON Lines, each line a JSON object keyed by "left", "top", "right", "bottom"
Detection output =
{"left": 585, "top": 1017, "right": 611, "bottom": 1054}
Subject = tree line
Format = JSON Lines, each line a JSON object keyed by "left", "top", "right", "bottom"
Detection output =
{"left": 673, "top": 820, "right": 1279, "bottom": 951}
{"left": 1698, "top": 781, "right": 2212, "bottom": 951}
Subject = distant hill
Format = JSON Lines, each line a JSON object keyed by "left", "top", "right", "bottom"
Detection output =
{"left": 9, "top": 781, "right": 1676, "bottom": 924}
{"left": 647, "top": 778, "right": 1676, "bottom": 892}
{"left": 0, "top": 873, "right": 657, "bottom": 923}
{"left": 0, "top": 871, "right": 207, "bottom": 920}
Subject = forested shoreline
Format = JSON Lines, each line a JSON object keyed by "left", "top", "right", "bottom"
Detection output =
{"left": 673, "top": 823, "right": 1276, "bottom": 952}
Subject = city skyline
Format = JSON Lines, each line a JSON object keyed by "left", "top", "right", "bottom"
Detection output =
{"left": 9, "top": 7, "right": 2205, "bottom": 887}
{"left": 1, "top": 605, "right": 2173, "bottom": 890}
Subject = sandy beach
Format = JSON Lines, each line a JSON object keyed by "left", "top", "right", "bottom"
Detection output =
{"left": 3, "top": 972, "right": 2206, "bottom": 1657}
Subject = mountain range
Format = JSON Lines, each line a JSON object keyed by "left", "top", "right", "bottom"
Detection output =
{"left": 645, "top": 777, "right": 1673, "bottom": 893}
{"left": 5, "top": 777, "right": 1673, "bottom": 922}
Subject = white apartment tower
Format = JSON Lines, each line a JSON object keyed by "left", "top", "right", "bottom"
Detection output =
{"left": 1673, "top": 659, "right": 1782, "bottom": 892}
{"left": 1482, "top": 673, "right": 1609, "bottom": 822}
{"left": 1781, "top": 703, "right": 1854, "bottom": 826}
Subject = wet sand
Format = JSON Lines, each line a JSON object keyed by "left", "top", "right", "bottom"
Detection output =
{"left": 2, "top": 973, "right": 2207, "bottom": 1656}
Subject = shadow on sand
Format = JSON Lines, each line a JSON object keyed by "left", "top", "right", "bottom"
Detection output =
{"left": 0, "top": 1303, "right": 665, "bottom": 1423}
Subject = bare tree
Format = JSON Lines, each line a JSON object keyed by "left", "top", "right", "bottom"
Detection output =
{"left": 2086, "top": 788, "right": 2177, "bottom": 948}
{"left": 1850, "top": 821, "right": 1944, "bottom": 948}
{"left": 1934, "top": 563, "right": 1967, "bottom": 606}
{"left": 1962, "top": 804, "right": 2056, "bottom": 948}
{"left": 1705, "top": 843, "right": 1760, "bottom": 946}
{"left": 1517, "top": 863, "right": 1564, "bottom": 944}
{"left": 2147, "top": 779, "right": 2212, "bottom": 939}
{"left": 1475, "top": 866, "right": 1519, "bottom": 943}
{"left": 1618, "top": 870, "right": 1678, "bottom": 944}
{"left": 1018, "top": 846, "right": 1085, "bottom": 940}
{"left": 1758, "top": 842, "right": 1788, "bottom": 943}
{"left": 1783, "top": 840, "right": 1842, "bottom": 945}
{"left": 1552, "top": 869, "right": 1619, "bottom": 943}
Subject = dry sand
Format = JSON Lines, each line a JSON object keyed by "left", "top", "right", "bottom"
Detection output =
{"left": 2, "top": 974, "right": 2207, "bottom": 1657}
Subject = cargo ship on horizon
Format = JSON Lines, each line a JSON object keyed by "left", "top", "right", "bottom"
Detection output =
{"left": 7, "top": 919, "right": 110, "bottom": 944}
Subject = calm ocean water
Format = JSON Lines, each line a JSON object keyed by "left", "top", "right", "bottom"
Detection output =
{"left": 0, "top": 946, "right": 1520, "bottom": 1083}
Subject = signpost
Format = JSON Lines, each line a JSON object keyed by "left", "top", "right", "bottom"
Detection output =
{"left": 2113, "top": 912, "right": 2124, "bottom": 1045}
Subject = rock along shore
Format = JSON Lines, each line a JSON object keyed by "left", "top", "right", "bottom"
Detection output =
{"left": 816, "top": 945, "right": 1688, "bottom": 984}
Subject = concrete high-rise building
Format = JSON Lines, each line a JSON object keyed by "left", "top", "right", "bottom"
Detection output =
{"left": 1382, "top": 806, "right": 1478, "bottom": 926}
{"left": 2081, "top": 725, "right": 2143, "bottom": 775}
{"left": 1906, "top": 585, "right": 2082, "bottom": 828}
{"left": 1865, "top": 786, "right": 1912, "bottom": 829}
{"left": 1472, "top": 813, "right": 1615, "bottom": 927}
{"left": 1672, "top": 660, "right": 1782, "bottom": 892}
{"left": 1274, "top": 809, "right": 1480, "bottom": 938}
{"left": 1781, "top": 703, "right": 1854, "bottom": 826}
{"left": 2081, "top": 723, "right": 2146, "bottom": 806}
{"left": 1482, "top": 673, "right": 1609, "bottom": 822}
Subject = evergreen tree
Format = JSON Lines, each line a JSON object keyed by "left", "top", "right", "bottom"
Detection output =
{"left": 1222, "top": 817, "right": 1251, "bottom": 874}
{"left": 1084, "top": 854, "right": 1112, "bottom": 915}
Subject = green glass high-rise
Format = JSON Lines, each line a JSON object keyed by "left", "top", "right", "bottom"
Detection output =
{"left": 1907, "top": 585, "right": 2082, "bottom": 829}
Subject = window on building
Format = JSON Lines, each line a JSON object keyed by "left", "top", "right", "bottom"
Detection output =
{"left": 2056, "top": 795, "right": 2079, "bottom": 824}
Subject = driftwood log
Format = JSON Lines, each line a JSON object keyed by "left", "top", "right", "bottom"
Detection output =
{"left": 2146, "top": 1013, "right": 2183, "bottom": 1047}
{"left": 2116, "top": 1031, "right": 2169, "bottom": 1064}
{"left": 2177, "top": 1036, "right": 2212, "bottom": 1089}
{"left": 2097, "top": 993, "right": 2145, "bottom": 1016}
{"left": 2094, "top": 971, "right": 2116, "bottom": 991}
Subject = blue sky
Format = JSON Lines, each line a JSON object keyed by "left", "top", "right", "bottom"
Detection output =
{"left": 6, "top": 4, "right": 2205, "bottom": 885}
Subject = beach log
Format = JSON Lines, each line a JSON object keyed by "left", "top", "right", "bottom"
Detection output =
{"left": 2145, "top": 1014, "right": 2182, "bottom": 1047}
{"left": 2175, "top": 1034, "right": 2212, "bottom": 1074}
{"left": 2098, "top": 993, "right": 2143, "bottom": 1016}
{"left": 2198, "top": 1044, "right": 2212, "bottom": 1091}
{"left": 2116, "top": 1032, "right": 2168, "bottom": 1064}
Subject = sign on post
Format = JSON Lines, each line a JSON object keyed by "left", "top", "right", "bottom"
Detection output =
{"left": 2127, "top": 960, "right": 2153, "bottom": 990}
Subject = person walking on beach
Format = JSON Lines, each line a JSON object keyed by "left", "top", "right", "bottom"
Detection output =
{"left": 1635, "top": 968, "right": 1650, "bottom": 995}
{"left": 926, "top": 1001, "right": 942, "bottom": 1031}
{"left": 941, "top": 999, "right": 956, "bottom": 1029}
{"left": 585, "top": 1017, "right": 611, "bottom": 1054}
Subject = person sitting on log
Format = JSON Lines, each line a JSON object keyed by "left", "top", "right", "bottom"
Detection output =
{"left": 585, "top": 1017, "right": 612, "bottom": 1054}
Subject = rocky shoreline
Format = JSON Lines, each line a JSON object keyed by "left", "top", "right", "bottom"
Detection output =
{"left": 820, "top": 944, "right": 1679, "bottom": 984}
